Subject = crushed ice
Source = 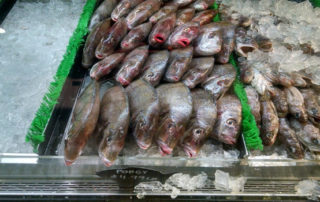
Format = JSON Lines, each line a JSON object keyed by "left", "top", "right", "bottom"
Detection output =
{"left": 214, "top": 170, "right": 247, "bottom": 193}
{"left": 295, "top": 180, "right": 320, "bottom": 200}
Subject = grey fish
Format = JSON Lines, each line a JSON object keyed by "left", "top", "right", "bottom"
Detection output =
{"left": 190, "top": 0, "right": 215, "bottom": 11}
{"left": 149, "top": 2, "right": 179, "bottom": 24}
{"left": 215, "top": 22, "right": 236, "bottom": 64}
{"left": 244, "top": 86, "right": 261, "bottom": 127}
{"left": 260, "top": 98, "right": 279, "bottom": 146}
{"left": 300, "top": 88, "right": 320, "bottom": 127}
{"left": 235, "top": 27, "right": 258, "bottom": 58}
{"left": 291, "top": 72, "right": 308, "bottom": 88}
{"left": 88, "top": 0, "right": 118, "bottom": 31}
{"left": 111, "top": 0, "right": 144, "bottom": 21}
{"left": 173, "top": 0, "right": 196, "bottom": 7}
{"left": 271, "top": 87, "right": 288, "bottom": 118}
{"left": 285, "top": 86, "right": 308, "bottom": 122}
{"left": 240, "top": 66, "right": 253, "bottom": 84}
{"left": 176, "top": 8, "right": 195, "bottom": 27}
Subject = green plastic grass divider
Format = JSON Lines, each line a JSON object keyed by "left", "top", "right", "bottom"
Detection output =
{"left": 212, "top": 2, "right": 263, "bottom": 150}
{"left": 26, "top": 0, "right": 97, "bottom": 152}
{"left": 310, "top": 0, "right": 320, "bottom": 7}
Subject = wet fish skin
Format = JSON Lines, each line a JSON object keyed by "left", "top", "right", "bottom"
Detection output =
{"left": 235, "top": 27, "right": 258, "bottom": 58}
{"left": 120, "top": 22, "right": 152, "bottom": 52}
{"left": 192, "top": 9, "right": 217, "bottom": 26}
{"left": 251, "top": 69, "right": 274, "bottom": 96}
{"left": 270, "top": 87, "right": 288, "bottom": 118}
{"left": 182, "top": 57, "right": 214, "bottom": 89}
{"left": 244, "top": 86, "right": 261, "bottom": 127}
{"left": 190, "top": 0, "right": 215, "bottom": 11}
{"left": 156, "top": 83, "right": 193, "bottom": 155}
{"left": 98, "top": 86, "right": 130, "bottom": 167}
{"left": 88, "top": 0, "right": 118, "bottom": 31}
{"left": 164, "top": 47, "right": 194, "bottom": 82}
{"left": 149, "top": 2, "right": 179, "bottom": 24}
{"left": 126, "top": 0, "right": 162, "bottom": 29}
{"left": 111, "top": 0, "right": 144, "bottom": 21}
{"left": 291, "top": 73, "right": 308, "bottom": 88}
{"left": 116, "top": 45, "right": 149, "bottom": 86}
{"left": 277, "top": 72, "right": 294, "bottom": 87}
{"left": 90, "top": 53, "right": 126, "bottom": 81}
{"left": 278, "top": 118, "right": 304, "bottom": 159}
{"left": 173, "top": 0, "right": 196, "bottom": 7}
{"left": 202, "top": 64, "right": 236, "bottom": 101}
{"left": 240, "top": 66, "right": 253, "bottom": 84}
{"left": 142, "top": 50, "right": 170, "bottom": 86}
{"left": 83, "top": 18, "right": 112, "bottom": 68}
{"left": 166, "top": 22, "right": 200, "bottom": 49}
{"left": 260, "top": 99, "right": 279, "bottom": 146}
{"left": 95, "top": 18, "right": 128, "bottom": 59}
{"left": 64, "top": 81, "right": 100, "bottom": 166}
{"left": 216, "top": 22, "right": 236, "bottom": 64}
{"left": 300, "top": 88, "right": 320, "bottom": 127}
{"left": 255, "top": 35, "right": 273, "bottom": 52}
{"left": 213, "top": 94, "right": 242, "bottom": 145}
{"left": 176, "top": 8, "right": 195, "bottom": 26}
{"left": 182, "top": 89, "right": 217, "bottom": 157}
{"left": 285, "top": 86, "right": 308, "bottom": 122}
{"left": 126, "top": 79, "right": 160, "bottom": 149}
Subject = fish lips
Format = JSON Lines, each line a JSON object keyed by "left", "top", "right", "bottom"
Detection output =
{"left": 158, "top": 141, "right": 173, "bottom": 156}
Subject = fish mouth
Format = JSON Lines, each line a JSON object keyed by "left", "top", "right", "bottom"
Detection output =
{"left": 117, "top": 76, "right": 130, "bottom": 86}
{"left": 137, "top": 141, "right": 151, "bottom": 150}
{"left": 221, "top": 135, "right": 237, "bottom": 145}
{"left": 64, "top": 159, "right": 75, "bottom": 166}
{"left": 183, "top": 145, "right": 197, "bottom": 158}
{"left": 158, "top": 141, "right": 173, "bottom": 156}
{"left": 154, "top": 34, "right": 165, "bottom": 43}
{"left": 177, "top": 38, "right": 190, "bottom": 47}
{"left": 99, "top": 155, "right": 114, "bottom": 167}
{"left": 95, "top": 52, "right": 105, "bottom": 59}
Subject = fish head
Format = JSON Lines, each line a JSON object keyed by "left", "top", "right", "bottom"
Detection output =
{"left": 134, "top": 115, "right": 154, "bottom": 150}
{"left": 240, "top": 67, "right": 253, "bottom": 84}
{"left": 215, "top": 112, "right": 240, "bottom": 145}
{"left": 261, "top": 131, "right": 278, "bottom": 146}
{"left": 144, "top": 71, "right": 161, "bottom": 85}
{"left": 291, "top": 105, "right": 308, "bottom": 122}
{"left": 304, "top": 124, "right": 320, "bottom": 148}
{"left": 64, "top": 137, "right": 86, "bottom": 166}
{"left": 183, "top": 127, "right": 207, "bottom": 157}
{"left": 95, "top": 37, "right": 114, "bottom": 59}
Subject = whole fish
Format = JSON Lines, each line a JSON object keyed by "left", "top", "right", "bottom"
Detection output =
{"left": 126, "top": 79, "right": 160, "bottom": 149}
{"left": 290, "top": 118, "right": 320, "bottom": 152}
{"left": 255, "top": 35, "right": 273, "bottom": 52}
{"left": 300, "top": 88, "right": 320, "bottom": 127}
{"left": 166, "top": 22, "right": 200, "bottom": 49}
{"left": 90, "top": 53, "right": 126, "bottom": 80}
{"left": 240, "top": 66, "right": 253, "bottom": 84}
{"left": 97, "top": 86, "right": 130, "bottom": 167}
{"left": 95, "top": 18, "right": 128, "bottom": 59}
{"left": 88, "top": 0, "right": 118, "bottom": 31}
{"left": 182, "top": 57, "right": 214, "bottom": 89}
{"left": 126, "top": 0, "right": 162, "bottom": 29}
{"left": 292, "top": 72, "right": 307, "bottom": 88}
{"left": 216, "top": 22, "right": 236, "bottom": 64}
{"left": 244, "top": 86, "right": 261, "bottom": 127}
{"left": 194, "top": 22, "right": 222, "bottom": 56}
{"left": 191, "top": 10, "right": 217, "bottom": 26}
{"left": 182, "top": 89, "right": 217, "bottom": 157}
{"left": 111, "top": 0, "right": 144, "bottom": 21}
{"left": 235, "top": 27, "right": 258, "bottom": 58}
{"left": 278, "top": 118, "right": 304, "bottom": 159}
{"left": 149, "top": 13, "right": 176, "bottom": 47}
{"left": 156, "top": 83, "right": 193, "bottom": 155}
{"left": 149, "top": 3, "right": 179, "bottom": 24}
{"left": 82, "top": 18, "right": 111, "bottom": 68}
{"left": 270, "top": 87, "right": 288, "bottom": 118}
{"left": 260, "top": 98, "right": 279, "bottom": 146}
{"left": 176, "top": 8, "right": 195, "bottom": 27}
{"left": 164, "top": 46, "right": 193, "bottom": 82}
{"left": 120, "top": 22, "right": 152, "bottom": 52}
{"left": 116, "top": 45, "right": 149, "bottom": 86}
{"left": 64, "top": 81, "right": 100, "bottom": 166}
{"left": 202, "top": 64, "right": 236, "bottom": 101}
{"left": 173, "top": 0, "right": 196, "bottom": 7}
{"left": 251, "top": 69, "right": 274, "bottom": 96}
{"left": 141, "top": 50, "right": 170, "bottom": 86}
{"left": 213, "top": 94, "right": 242, "bottom": 145}
{"left": 190, "top": 0, "right": 215, "bottom": 11}
{"left": 284, "top": 86, "right": 308, "bottom": 122}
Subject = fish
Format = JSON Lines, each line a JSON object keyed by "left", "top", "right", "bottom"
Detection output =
{"left": 164, "top": 46, "right": 193, "bottom": 82}
{"left": 235, "top": 27, "right": 258, "bottom": 57}
{"left": 95, "top": 18, "right": 128, "bottom": 59}
{"left": 215, "top": 22, "right": 236, "bottom": 64}
{"left": 240, "top": 66, "right": 253, "bottom": 84}
{"left": 202, "top": 64, "right": 236, "bottom": 101}
{"left": 88, "top": 0, "right": 118, "bottom": 31}
{"left": 116, "top": 45, "right": 149, "bottom": 86}
{"left": 255, "top": 35, "right": 273, "bottom": 52}
{"left": 182, "top": 57, "right": 214, "bottom": 89}
{"left": 284, "top": 86, "right": 308, "bottom": 122}
{"left": 300, "top": 88, "right": 320, "bottom": 127}
{"left": 251, "top": 69, "right": 274, "bottom": 96}
{"left": 290, "top": 118, "right": 320, "bottom": 152}
{"left": 220, "top": 11, "right": 252, "bottom": 27}
{"left": 270, "top": 87, "right": 288, "bottom": 118}
{"left": 191, "top": 9, "right": 217, "bottom": 26}
{"left": 141, "top": 50, "right": 170, "bottom": 86}
{"left": 126, "top": 0, "right": 162, "bottom": 29}
{"left": 120, "top": 22, "right": 152, "bottom": 52}
{"left": 278, "top": 118, "right": 304, "bottom": 159}
{"left": 176, "top": 8, "right": 195, "bottom": 27}
{"left": 260, "top": 98, "right": 279, "bottom": 146}
{"left": 82, "top": 18, "right": 111, "bottom": 68}
{"left": 156, "top": 83, "right": 193, "bottom": 155}
{"left": 213, "top": 94, "right": 242, "bottom": 145}
{"left": 149, "top": 2, "right": 179, "bottom": 24}
{"left": 194, "top": 22, "right": 222, "bottom": 56}
{"left": 166, "top": 22, "right": 200, "bottom": 49}
{"left": 190, "top": 0, "right": 215, "bottom": 11}
{"left": 64, "top": 80, "right": 100, "bottom": 166}
{"left": 149, "top": 13, "right": 177, "bottom": 47}
{"left": 97, "top": 86, "right": 130, "bottom": 167}
{"left": 182, "top": 89, "right": 217, "bottom": 157}
{"left": 291, "top": 72, "right": 308, "bottom": 88}
{"left": 244, "top": 86, "right": 261, "bottom": 127}
{"left": 90, "top": 53, "right": 126, "bottom": 80}
{"left": 173, "top": 0, "right": 196, "bottom": 7}
{"left": 126, "top": 79, "right": 160, "bottom": 149}
{"left": 111, "top": 0, "right": 144, "bottom": 22}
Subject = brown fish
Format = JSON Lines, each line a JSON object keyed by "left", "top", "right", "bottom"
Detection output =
{"left": 278, "top": 118, "right": 304, "bottom": 159}
{"left": 285, "top": 86, "right": 308, "bottom": 122}
{"left": 270, "top": 87, "right": 288, "bottom": 118}
{"left": 240, "top": 66, "right": 254, "bottom": 84}
{"left": 97, "top": 86, "right": 130, "bottom": 167}
{"left": 216, "top": 22, "right": 236, "bottom": 64}
{"left": 156, "top": 83, "right": 193, "bottom": 155}
{"left": 182, "top": 89, "right": 217, "bottom": 157}
{"left": 82, "top": 18, "right": 111, "bottom": 68}
{"left": 173, "top": 0, "right": 196, "bottom": 7}
{"left": 64, "top": 81, "right": 100, "bottom": 166}
{"left": 166, "top": 22, "right": 200, "bottom": 49}
{"left": 202, "top": 64, "right": 236, "bottom": 101}
{"left": 255, "top": 35, "right": 273, "bottom": 52}
{"left": 190, "top": 0, "right": 215, "bottom": 11}
{"left": 182, "top": 57, "right": 214, "bottom": 89}
{"left": 235, "top": 27, "right": 258, "bottom": 58}
{"left": 126, "top": 79, "right": 160, "bottom": 149}
{"left": 90, "top": 53, "right": 126, "bottom": 81}
{"left": 291, "top": 72, "right": 308, "bottom": 88}
{"left": 176, "top": 8, "right": 195, "bottom": 27}
{"left": 149, "top": 2, "right": 179, "bottom": 24}
{"left": 244, "top": 86, "right": 261, "bottom": 127}
{"left": 300, "top": 88, "right": 320, "bottom": 127}
{"left": 260, "top": 98, "right": 279, "bottom": 146}
{"left": 116, "top": 45, "right": 149, "bottom": 86}
{"left": 141, "top": 50, "right": 170, "bottom": 86}
{"left": 213, "top": 94, "right": 242, "bottom": 145}
{"left": 192, "top": 9, "right": 217, "bottom": 26}
{"left": 164, "top": 46, "right": 193, "bottom": 82}
{"left": 95, "top": 18, "right": 128, "bottom": 59}
{"left": 111, "top": 0, "right": 144, "bottom": 22}
{"left": 88, "top": 0, "right": 118, "bottom": 31}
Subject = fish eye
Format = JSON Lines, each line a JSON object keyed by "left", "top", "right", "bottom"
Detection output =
{"left": 195, "top": 129, "right": 202, "bottom": 135}
{"left": 147, "top": 73, "right": 154, "bottom": 77}
{"left": 312, "top": 138, "right": 319, "bottom": 145}
{"left": 226, "top": 118, "right": 236, "bottom": 126}
{"left": 168, "top": 123, "right": 175, "bottom": 129}
{"left": 295, "top": 113, "right": 300, "bottom": 118}
{"left": 107, "top": 136, "right": 112, "bottom": 143}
